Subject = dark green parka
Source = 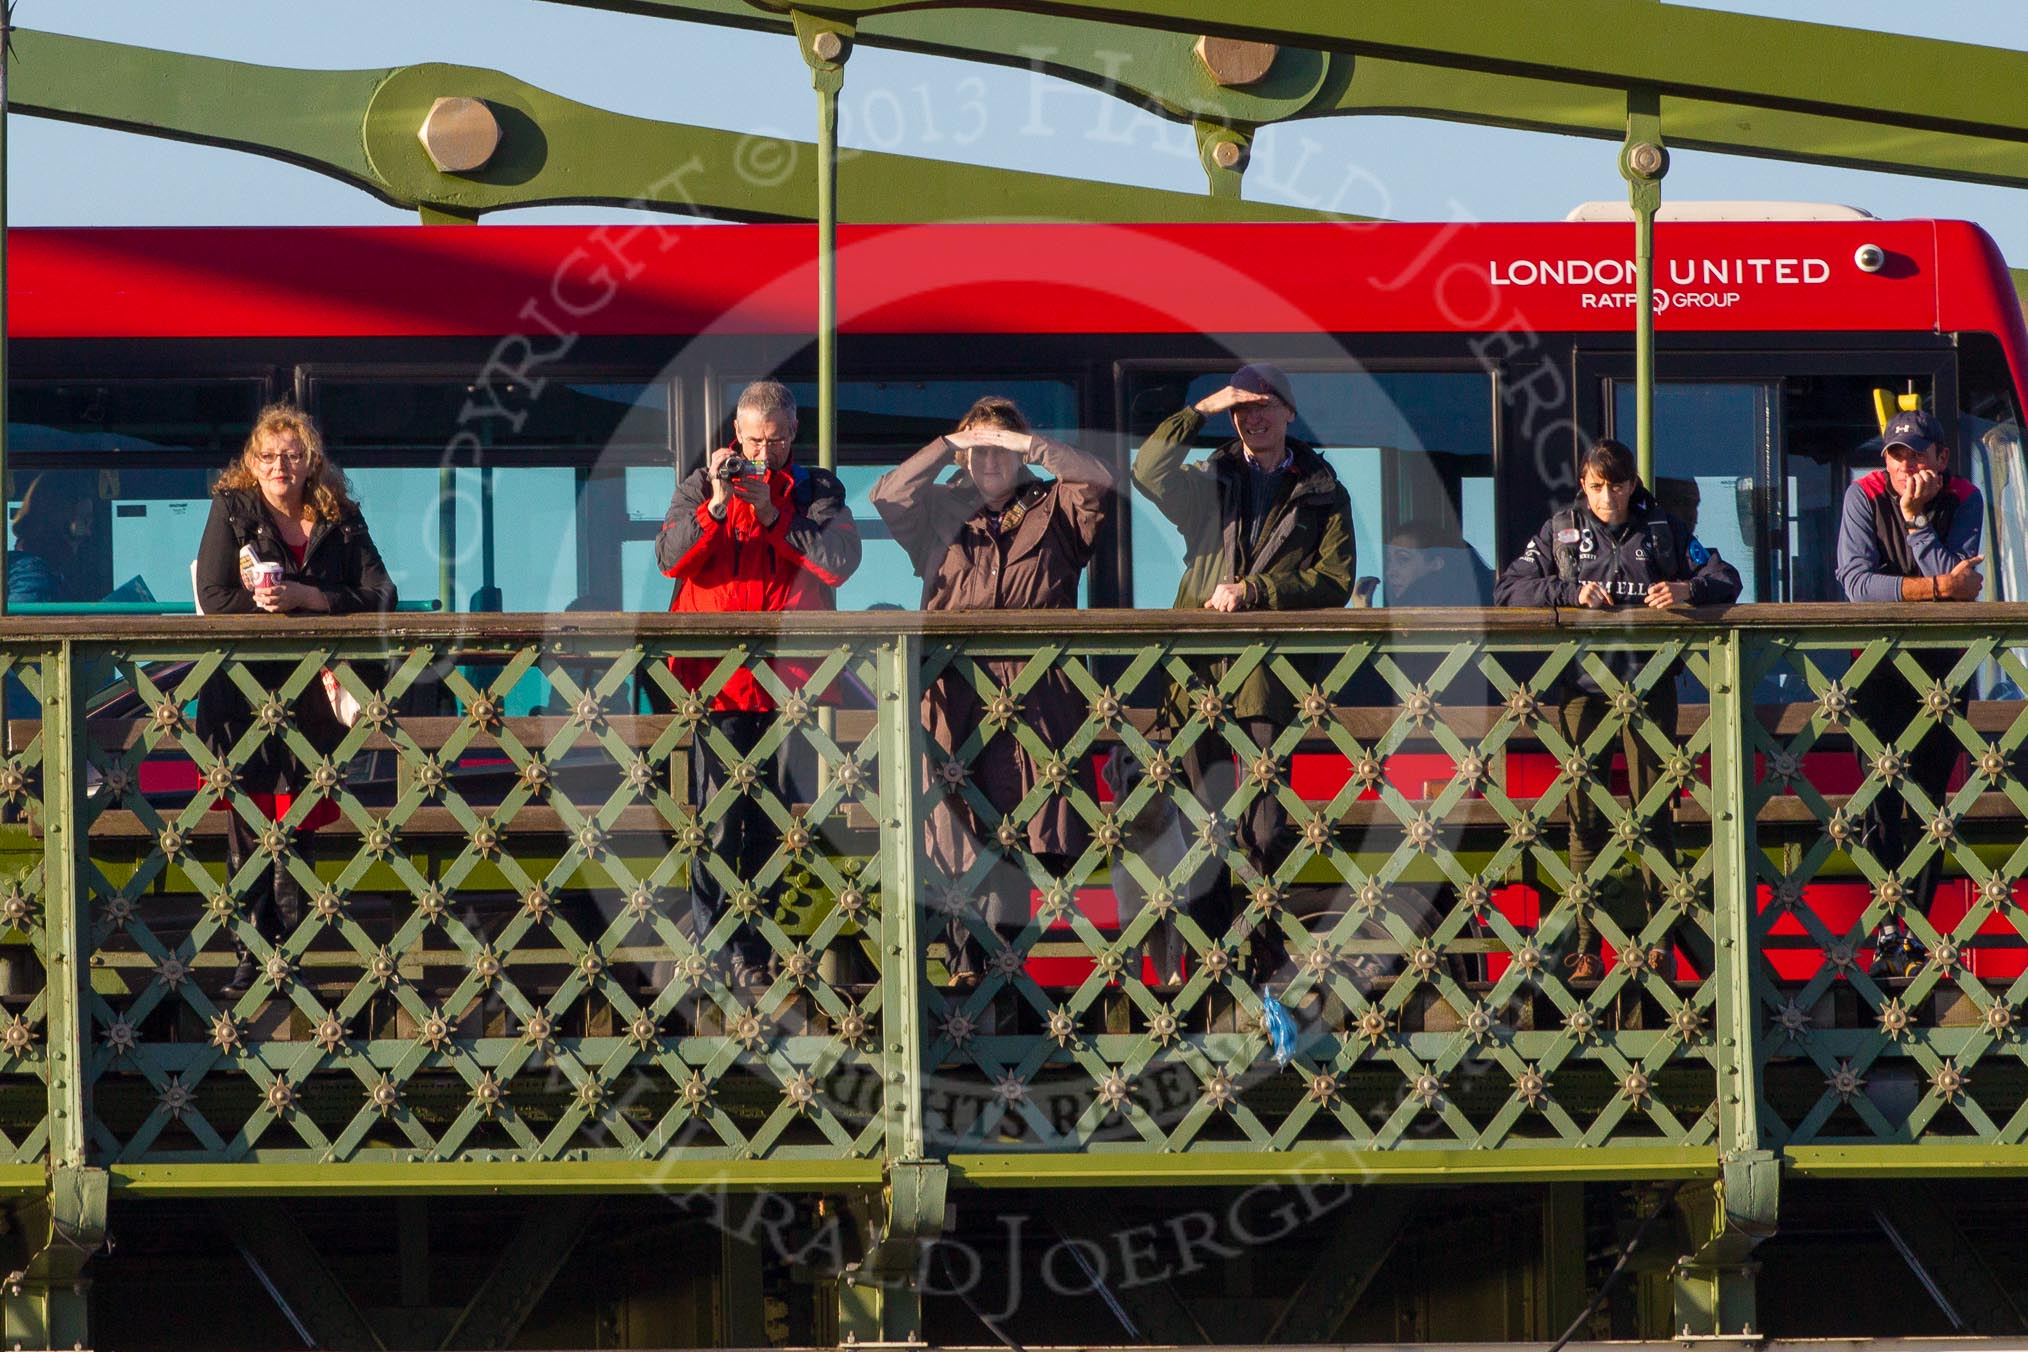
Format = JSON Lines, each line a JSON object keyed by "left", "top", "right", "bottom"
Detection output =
{"left": 1133, "top": 407, "right": 1356, "bottom": 721}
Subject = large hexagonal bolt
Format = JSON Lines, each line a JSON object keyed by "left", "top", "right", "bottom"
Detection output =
{"left": 1195, "top": 35, "right": 1278, "bottom": 87}
{"left": 417, "top": 96, "right": 502, "bottom": 174}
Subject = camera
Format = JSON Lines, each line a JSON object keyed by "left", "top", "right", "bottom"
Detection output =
{"left": 713, "top": 455, "right": 765, "bottom": 481}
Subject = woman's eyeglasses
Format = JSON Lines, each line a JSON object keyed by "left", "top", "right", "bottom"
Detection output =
{"left": 253, "top": 451, "right": 308, "bottom": 468}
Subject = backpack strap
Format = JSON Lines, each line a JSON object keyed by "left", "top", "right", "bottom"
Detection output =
{"left": 1643, "top": 510, "right": 1683, "bottom": 578}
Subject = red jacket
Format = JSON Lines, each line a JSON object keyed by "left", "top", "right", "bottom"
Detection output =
{"left": 656, "top": 458, "right": 861, "bottom": 711}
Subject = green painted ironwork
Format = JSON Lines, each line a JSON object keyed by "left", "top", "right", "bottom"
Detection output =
{"left": 71, "top": 623, "right": 891, "bottom": 1170}
{"left": 1739, "top": 619, "right": 2028, "bottom": 1152}
{"left": 0, "top": 608, "right": 2020, "bottom": 1221}
{"left": 550, "top": 0, "right": 2028, "bottom": 197}
{"left": 911, "top": 619, "right": 1723, "bottom": 1160}
{"left": 0, "top": 607, "right": 2026, "bottom": 1335}
{"left": 0, "top": 609, "right": 2018, "bottom": 1181}
{"left": 793, "top": 10, "right": 855, "bottom": 474}
{"left": 1620, "top": 89, "right": 1666, "bottom": 489}
{"left": 750, "top": 0, "right": 2028, "bottom": 148}
{"left": 10, "top": 29, "right": 1344, "bottom": 225}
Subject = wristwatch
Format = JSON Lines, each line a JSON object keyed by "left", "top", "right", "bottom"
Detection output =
{"left": 1904, "top": 511, "right": 1930, "bottom": 531}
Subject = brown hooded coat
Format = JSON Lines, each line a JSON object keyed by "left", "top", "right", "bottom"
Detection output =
{"left": 870, "top": 436, "right": 1113, "bottom": 906}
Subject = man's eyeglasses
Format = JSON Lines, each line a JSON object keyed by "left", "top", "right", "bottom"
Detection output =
{"left": 740, "top": 437, "right": 793, "bottom": 452}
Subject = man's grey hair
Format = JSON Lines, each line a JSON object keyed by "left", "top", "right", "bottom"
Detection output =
{"left": 734, "top": 380, "right": 799, "bottom": 428}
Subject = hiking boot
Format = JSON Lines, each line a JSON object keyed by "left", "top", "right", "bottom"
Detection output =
{"left": 221, "top": 959, "right": 257, "bottom": 998}
{"left": 728, "top": 953, "right": 774, "bottom": 994}
{"left": 1562, "top": 951, "right": 1602, "bottom": 981}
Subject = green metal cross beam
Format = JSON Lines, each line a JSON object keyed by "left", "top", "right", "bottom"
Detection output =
{"left": 551, "top": 0, "right": 2028, "bottom": 195}
{"left": 10, "top": 29, "right": 1340, "bottom": 225}
{"left": 743, "top": 0, "right": 2028, "bottom": 144}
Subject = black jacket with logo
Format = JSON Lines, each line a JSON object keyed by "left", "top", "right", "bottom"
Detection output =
{"left": 1495, "top": 488, "right": 1741, "bottom": 692}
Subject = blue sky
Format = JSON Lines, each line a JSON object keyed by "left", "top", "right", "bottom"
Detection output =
{"left": 23, "top": 1, "right": 2028, "bottom": 256}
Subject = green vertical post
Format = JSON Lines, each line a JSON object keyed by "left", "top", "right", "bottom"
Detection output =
{"left": 41, "top": 642, "right": 88, "bottom": 1171}
{"left": 874, "top": 630, "right": 926, "bottom": 1166}
{"left": 1674, "top": 627, "right": 1775, "bottom": 1338}
{"left": 1620, "top": 88, "right": 1667, "bottom": 488}
{"left": 12, "top": 640, "right": 108, "bottom": 1348}
{"left": 841, "top": 628, "right": 935, "bottom": 1346}
{"left": 794, "top": 12, "right": 852, "bottom": 472}
{"left": 1706, "top": 629, "right": 1763, "bottom": 1165}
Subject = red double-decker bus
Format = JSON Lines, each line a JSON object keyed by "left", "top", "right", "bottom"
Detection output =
{"left": 16, "top": 210, "right": 2028, "bottom": 979}
{"left": 15, "top": 210, "right": 2027, "bottom": 615}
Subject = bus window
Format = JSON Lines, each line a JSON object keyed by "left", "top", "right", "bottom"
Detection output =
{"left": 1608, "top": 381, "right": 1771, "bottom": 603}
{"left": 343, "top": 465, "right": 583, "bottom": 614}
{"left": 8, "top": 379, "right": 267, "bottom": 605}
{"left": 717, "top": 378, "right": 1083, "bottom": 611}
{"left": 316, "top": 379, "right": 669, "bottom": 454}
{"left": 310, "top": 377, "right": 671, "bottom": 612}
{"left": 623, "top": 464, "right": 680, "bottom": 613}
{"left": 1777, "top": 373, "right": 1937, "bottom": 603}
{"left": 1122, "top": 367, "right": 1495, "bottom": 608}
{"left": 1959, "top": 332, "right": 2024, "bottom": 609}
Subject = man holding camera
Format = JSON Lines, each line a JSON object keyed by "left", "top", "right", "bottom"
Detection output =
{"left": 658, "top": 380, "right": 862, "bottom": 991}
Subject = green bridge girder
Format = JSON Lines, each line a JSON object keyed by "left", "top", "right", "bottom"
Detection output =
{"left": 10, "top": 29, "right": 1342, "bottom": 225}
{"left": 714, "top": 0, "right": 2028, "bottom": 145}
{"left": 549, "top": 0, "right": 2028, "bottom": 195}
{"left": 27, "top": 14, "right": 2028, "bottom": 304}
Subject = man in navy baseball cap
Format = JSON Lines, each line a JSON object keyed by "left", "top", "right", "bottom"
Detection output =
{"left": 1881, "top": 408, "right": 1946, "bottom": 456}
{"left": 1835, "top": 404, "right": 1985, "bottom": 975}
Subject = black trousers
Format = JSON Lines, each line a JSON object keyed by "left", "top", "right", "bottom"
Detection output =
{"left": 1179, "top": 717, "right": 1292, "bottom": 980}
{"left": 688, "top": 711, "right": 808, "bottom": 968}
{"left": 1852, "top": 653, "right": 1962, "bottom": 923}
{"left": 224, "top": 812, "right": 307, "bottom": 973}
{"left": 199, "top": 663, "right": 345, "bottom": 979}
{"left": 1558, "top": 684, "right": 1700, "bottom": 966}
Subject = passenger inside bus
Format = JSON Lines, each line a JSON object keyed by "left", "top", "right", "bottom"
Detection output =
{"left": 6, "top": 472, "right": 93, "bottom": 604}
{"left": 1383, "top": 518, "right": 1494, "bottom": 608}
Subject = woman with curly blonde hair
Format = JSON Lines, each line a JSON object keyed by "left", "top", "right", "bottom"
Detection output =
{"left": 204, "top": 404, "right": 361, "bottom": 557}
{"left": 195, "top": 403, "right": 395, "bottom": 994}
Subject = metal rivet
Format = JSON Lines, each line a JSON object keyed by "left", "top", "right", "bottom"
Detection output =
{"left": 812, "top": 31, "right": 844, "bottom": 61}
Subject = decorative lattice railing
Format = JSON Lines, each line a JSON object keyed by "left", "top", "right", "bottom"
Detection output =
{"left": 0, "top": 607, "right": 2018, "bottom": 1188}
